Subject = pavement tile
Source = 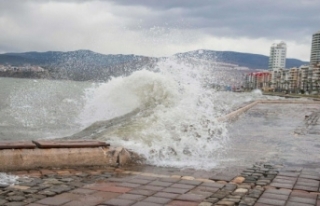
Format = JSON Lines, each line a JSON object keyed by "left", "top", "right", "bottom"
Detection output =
{"left": 162, "top": 187, "right": 190, "bottom": 194}
{"left": 54, "top": 192, "right": 83, "bottom": 200}
{"left": 149, "top": 181, "right": 173, "bottom": 187}
{"left": 273, "top": 178, "right": 296, "bottom": 184}
{"left": 69, "top": 188, "right": 96, "bottom": 195}
{"left": 171, "top": 183, "right": 196, "bottom": 190}
{"left": 153, "top": 192, "right": 179, "bottom": 199}
{"left": 194, "top": 186, "right": 219, "bottom": 193}
{"left": 127, "top": 179, "right": 151, "bottom": 185}
{"left": 159, "top": 178, "right": 180, "bottom": 183}
{"left": 291, "top": 191, "right": 317, "bottom": 198}
{"left": 117, "top": 194, "right": 146, "bottom": 201}
{"left": 63, "top": 191, "right": 120, "bottom": 206}
{"left": 276, "top": 176, "right": 298, "bottom": 181}
{"left": 260, "top": 193, "right": 289, "bottom": 200}
{"left": 293, "top": 185, "right": 318, "bottom": 192}
{"left": 187, "top": 190, "right": 212, "bottom": 198}
{"left": 167, "top": 200, "right": 199, "bottom": 206}
{"left": 131, "top": 202, "right": 162, "bottom": 206}
{"left": 278, "top": 172, "right": 300, "bottom": 177}
{"left": 85, "top": 183, "right": 132, "bottom": 193}
{"left": 117, "top": 183, "right": 141, "bottom": 188}
{"left": 36, "top": 196, "right": 72, "bottom": 206}
{"left": 289, "top": 196, "right": 316, "bottom": 205}
{"left": 128, "top": 189, "right": 156, "bottom": 196}
{"left": 107, "top": 178, "right": 127, "bottom": 183}
{"left": 177, "top": 180, "right": 202, "bottom": 186}
{"left": 296, "top": 179, "right": 320, "bottom": 187}
{"left": 133, "top": 176, "right": 158, "bottom": 181}
{"left": 257, "top": 197, "right": 286, "bottom": 206}
{"left": 297, "top": 178, "right": 320, "bottom": 183}
{"left": 143, "top": 196, "right": 172, "bottom": 204}
{"left": 103, "top": 198, "right": 136, "bottom": 206}
{"left": 300, "top": 174, "right": 320, "bottom": 180}
{"left": 286, "top": 201, "right": 314, "bottom": 206}
{"left": 254, "top": 203, "right": 274, "bottom": 206}
{"left": 270, "top": 182, "right": 294, "bottom": 189}
{"left": 176, "top": 194, "right": 205, "bottom": 202}
{"left": 200, "top": 182, "right": 224, "bottom": 188}
{"left": 138, "top": 185, "right": 165, "bottom": 191}
{"left": 264, "top": 189, "right": 291, "bottom": 196}
{"left": 26, "top": 204, "right": 46, "bottom": 206}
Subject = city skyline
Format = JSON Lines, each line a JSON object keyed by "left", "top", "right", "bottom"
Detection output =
{"left": 0, "top": 0, "right": 319, "bottom": 61}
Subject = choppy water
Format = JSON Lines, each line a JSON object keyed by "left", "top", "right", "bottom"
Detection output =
{"left": 0, "top": 57, "right": 279, "bottom": 169}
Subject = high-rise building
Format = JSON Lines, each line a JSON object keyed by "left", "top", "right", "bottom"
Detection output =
{"left": 310, "top": 31, "right": 320, "bottom": 66}
{"left": 268, "top": 41, "right": 287, "bottom": 70}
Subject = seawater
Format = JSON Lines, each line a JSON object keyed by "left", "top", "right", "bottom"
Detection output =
{"left": 0, "top": 57, "right": 277, "bottom": 170}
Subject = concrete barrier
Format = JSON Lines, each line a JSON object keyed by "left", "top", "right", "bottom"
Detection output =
{"left": 218, "top": 99, "right": 320, "bottom": 122}
{"left": 217, "top": 101, "right": 259, "bottom": 122}
{"left": 0, "top": 140, "right": 136, "bottom": 172}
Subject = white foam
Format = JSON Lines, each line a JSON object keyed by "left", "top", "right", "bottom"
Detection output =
{"left": 0, "top": 173, "right": 19, "bottom": 186}
{"left": 78, "top": 57, "right": 279, "bottom": 169}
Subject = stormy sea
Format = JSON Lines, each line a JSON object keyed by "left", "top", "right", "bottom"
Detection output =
{"left": 0, "top": 57, "right": 278, "bottom": 170}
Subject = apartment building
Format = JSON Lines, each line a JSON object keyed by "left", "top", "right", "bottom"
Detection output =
{"left": 268, "top": 42, "right": 287, "bottom": 70}
{"left": 311, "top": 31, "right": 320, "bottom": 66}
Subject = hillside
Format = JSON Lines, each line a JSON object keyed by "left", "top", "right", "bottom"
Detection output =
{"left": 175, "top": 50, "right": 309, "bottom": 69}
{"left": 0, "top": 50, "right": 157, "bottom": 81}
{"left": 0, "top": 49, "right": 309, "bottom": 81}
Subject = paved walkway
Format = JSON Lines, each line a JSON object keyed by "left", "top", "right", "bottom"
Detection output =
{"left": 1, "top": 163, "right": 320, "bottom": 206}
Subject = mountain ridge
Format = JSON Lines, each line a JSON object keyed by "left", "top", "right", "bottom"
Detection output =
{"left": 0, "top": 49, "right": 309, "bottom": 81}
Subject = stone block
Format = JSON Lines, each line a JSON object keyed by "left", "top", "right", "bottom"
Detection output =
{"left": 162, "top": 187, "right": 190, "bottom": 194}
{"left": 104, "top": 198, "right": 136, "bottom": 206}
{"left": 289, "top": 196, "right": 316, "bottom": 205}
{"left": 0, "top": 141, "right": 36, "bottom": 149}
{"left": 128, "top": 189, "right": 156, "bottom": 196}
{"left": 257, "top": 197, "right": 286, "bottom": 206}
{"left": 167, "top": 200, "right": 200, "bottom": 206}
{"left": 143, "top": 196, "right": 172, "bottom": 204}
{"left": 117, "top": 194, "right": 146, "bottom": 201}
{"left": 153, "top": 192, "right": 179, "bottom": 199}
{"left": 232, "top": 177, "right": 245, "bottom": 184}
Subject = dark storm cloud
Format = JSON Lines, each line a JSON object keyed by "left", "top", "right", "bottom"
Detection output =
{"left": 109, "top": 0, "right": 320, "bottom": 42}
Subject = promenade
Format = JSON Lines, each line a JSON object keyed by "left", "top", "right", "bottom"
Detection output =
{"left": 1, "top": 163, "right": 320, "bottom": 206}
{"left": 1, "top": 99, "right": 320, "bottom": 206}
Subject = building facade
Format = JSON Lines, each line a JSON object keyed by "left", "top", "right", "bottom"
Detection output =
{"left": 268, "top": 41, "right": 287, "bottom": 70}
{"left": 310, "top": 31, "right": 320, "bottom": 66}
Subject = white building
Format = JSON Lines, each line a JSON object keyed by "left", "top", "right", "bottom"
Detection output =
{"left": 268, "top": 41, "right": 287, "bottom": 70}
{"left": 310, "top": 31, "right": 320, "bottom": 66}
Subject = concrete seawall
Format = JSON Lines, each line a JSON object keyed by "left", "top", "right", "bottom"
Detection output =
{"left": 0, "top": 140, "right": 134, "bottom": 172}
{"left": 218, "top": 99, "right": 320, "bottom": 122}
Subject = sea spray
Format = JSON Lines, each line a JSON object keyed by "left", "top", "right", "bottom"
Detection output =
{"left": 78, "top": 57, "right": 232, "bottom": 169}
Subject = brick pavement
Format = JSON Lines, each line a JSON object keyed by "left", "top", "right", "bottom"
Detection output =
{"left": 1, "top": 163, "right": 320, "bottom": 205}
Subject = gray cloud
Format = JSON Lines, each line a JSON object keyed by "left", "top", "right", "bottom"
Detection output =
{"left": 110, "top": 0, "right": 320, "bottom": 41}
{"left": 0, "top": 0, "right": 318, "bottom": 60}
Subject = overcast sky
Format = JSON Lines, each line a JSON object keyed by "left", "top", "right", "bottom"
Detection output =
{"left": 0, "top": 0, "right": 319, "bottom": 61}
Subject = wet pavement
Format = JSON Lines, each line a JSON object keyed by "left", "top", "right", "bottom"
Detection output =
{"left": 2, "top": 163, "right": 320, "bottom": 206}
{"left": 1, "top": 101, "right": 320, "bottom": 205}
{"left": 223, "top": 103, "right": 320, "bottom": 168}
